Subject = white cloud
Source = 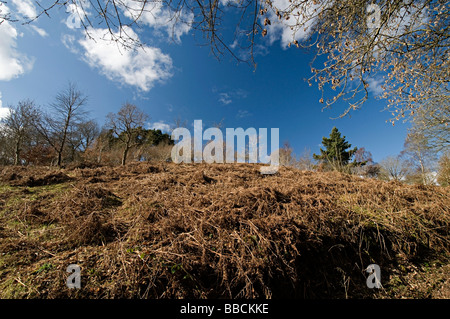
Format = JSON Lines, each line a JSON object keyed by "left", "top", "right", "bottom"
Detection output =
{"left": 217, "top": 88, "right": 248, "bottom": 105}
{"left": 220, "top": 0, "right": 238, "bottom": 5}
{"left": 0, "top": 5, "right": 34, "bottom": 81}
{"left": 0, "top": 92, "right": 10, "bottom": 120}
{"left": 371, "top": 4, "right": 430, "bottom": 53}
{"left": 264, "top": 1, "right": 428, "bottom": 51}
{"left": 236, "top": 109, "right": 252, "bottom": 118}
{"left": 228, "top": 30, "right": 270, "bottom": 60}
{"left": 219, "top": 93, "right": 232, "bottom": 105}
{"left": 264, "top": 0, "right": 328, "bottom": 48}
{"left": 366, "top": 76, "right": 384, "bottom": 96}
{"left": 64, "top": 0, "right": 92, "bottom": 30}
{"left": 61, "top": 34, "right": 80, "bottom": 54}
{"left": 121, "top": 0, "right": 193, "bottom": 42}
{"left": 61, "top": 0, "right": 193, "bottom": 41}
{"left": 10, "top": 0, "right": 48, "bottom": 37}
{"left": 382, "top": 5, "right": 429, "bottom": 39}
{"left": 229, "top": 38, "right": 239, "bottom": 50}
{"left": 11, "top": 0, "right": 37, "bottom": 19}
{"left": 78, "top": 27, "right": 173, "bottom": 92}
{"left": 0, "top": 108, "right": 9, "bottom": 120}
{"left": 149, "top": 121, "right": 171, "bottom": 133}
{"left": 30, "top": 25, "right": 48, "bottom": 37}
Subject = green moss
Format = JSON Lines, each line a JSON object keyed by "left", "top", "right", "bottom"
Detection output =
{"left": 0, "top": 184, "right": 15, "bottom": 193}
{"left": 0, "top": 277, "right": 28, "bottom": 298}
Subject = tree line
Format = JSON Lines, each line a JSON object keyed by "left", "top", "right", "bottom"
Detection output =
{"left": 1, "top": 82, "right": 448, "bottom": 186}
{"left": 2, "top": 1, "right": 448, "bottom": 183}
{"left": 0, "top": 83, "right": 173, "bottom": 167}
{"left": 279, "top": 127, "right": 450, "bottom": 187}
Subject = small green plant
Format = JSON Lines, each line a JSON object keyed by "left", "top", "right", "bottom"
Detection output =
{"left": 168, "top": 263, "right": 194, "bottom": 282}
{"left": 126, "top": 247, "right": 140, "bottom": 254}
{"left": 170, "top": 263, "right": 182, "bottom": 274}
{"left": 245, "top": 235, "right": 258, "bottom": 246}
{"left": 87, "top": 268, "right": 101, "bottom": 278}
{"left": 35, "top": 263, "right": 54, "bottom": 273}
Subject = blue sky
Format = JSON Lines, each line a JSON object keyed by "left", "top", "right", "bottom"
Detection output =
{"left": 0, "top": 1, "right": 411, "bottom": 163}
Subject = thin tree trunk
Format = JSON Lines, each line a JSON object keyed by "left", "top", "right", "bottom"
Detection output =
{"left": 14, "top": 136, "right": 22, "bottom": 166}
{"left": 97, "top": 147, "right": 103, "bottom": 164}
{"left": 57, "top": 113, "right": 72, "bottom": 167}
{"left": 419, "top": 159, "right": 427, "bottom": 185}
{"left": 122, "top": 146, "right": 129, "bottom": 166}
{"left": 57, "top": 151, "right": 63, "bottom": 167}
{"left": 14, "top": 146, "right": 20, "bottom": 166}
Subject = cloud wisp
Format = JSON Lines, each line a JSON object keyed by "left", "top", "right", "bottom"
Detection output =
{"left": 216, "top": 88, "right": 248, "bottom": 105}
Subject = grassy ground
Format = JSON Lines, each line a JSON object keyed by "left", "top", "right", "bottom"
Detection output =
{"left": 0, "top": 162, "right": 449, "bottom": 298}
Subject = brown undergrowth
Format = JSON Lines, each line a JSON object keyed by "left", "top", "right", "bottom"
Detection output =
{"left": 0, "top": 162, "right": 449, "bottom": 298}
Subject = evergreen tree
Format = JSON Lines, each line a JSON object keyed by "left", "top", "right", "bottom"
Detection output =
{"left": 313, "top": 127, "right": 357, "bottom": 170}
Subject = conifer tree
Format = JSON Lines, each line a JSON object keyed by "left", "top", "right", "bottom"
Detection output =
{"left": 313, "top": 127, "right": 357, "bottom": 170}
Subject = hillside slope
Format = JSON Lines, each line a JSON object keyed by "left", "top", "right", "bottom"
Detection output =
{"left": 0, "top": 162, "right": 449, "bottom": 298}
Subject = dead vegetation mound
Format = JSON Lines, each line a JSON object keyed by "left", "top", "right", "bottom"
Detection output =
{"left": 0, "top": 166, "right": 71, "bottom": 187}
{"left": 0, "top": 162, "right": 449, "bottom": 299}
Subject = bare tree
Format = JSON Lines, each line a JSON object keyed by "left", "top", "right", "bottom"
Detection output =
{"left": 401, "top": 131, "right": 437, "bottom": 185}
{"left": 0, "top": 120, "right": 12, "bottom": 164}
{"left": 92, "top": 128, "right": 115, "bottom": 164}
{"left": 279, "top": 141, "right": 296, "bottom": 167}
{"left": 64, "top": 120, "right": 99, "bottom": 162}
{"left": 79, "top": 120, "right": 100, "bottom": 153}
{"left": 297, "top": 147, "right": 314, "bottom": 171}
{"left": 411, "top": 96, "right": 450, "bottom": 153}
{"left": 106, "top": 102, "right": 149, "bottom": 165}
{"left": 172, "top": 116, "right": 188, "bottom": 131}
{"left": 437, "top": 152, "right": 450, "bottom": 187}
{"left": 1, "top": 100, "right": 39, "bottom": 165}
{"left": 67, "top": 119, "right": 100, "bottom": 155}
{"left": 379, "top": 156, "right": 410, "bottom": 182}
{"left": 34, "top": 82, "right": 88, "bottom": 167}
{"left": 351, "top": 147, "right": 380, "bottom": 177}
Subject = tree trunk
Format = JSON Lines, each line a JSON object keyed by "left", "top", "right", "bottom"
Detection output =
{"left": 121, "top": 147, "right": 129, "bottom": 166}
{"left": 57, "top": 151, "right": 63, "bottom": 167}
{"left": 57, "top": 113, "right": 71, "bottom": 167}
{"left": 14, "top": 141, "right": 20, "bottom": 165}
{"left": 97, "top": 147, "right": 103, "bottom": 164}
{"left": 14, "top": 146, "right": 20, "bottom": 166}
{"left": 419, "top": 159, "right": 427, "bottom": 185}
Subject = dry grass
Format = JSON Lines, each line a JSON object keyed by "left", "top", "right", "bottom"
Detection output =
{"left": 0, "top": 162, "right": 449, "bottom": 299}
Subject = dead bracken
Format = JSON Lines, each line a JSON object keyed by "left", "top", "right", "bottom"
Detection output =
{"left": 0, "top": 162, "right": 449, "bottom": 299}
